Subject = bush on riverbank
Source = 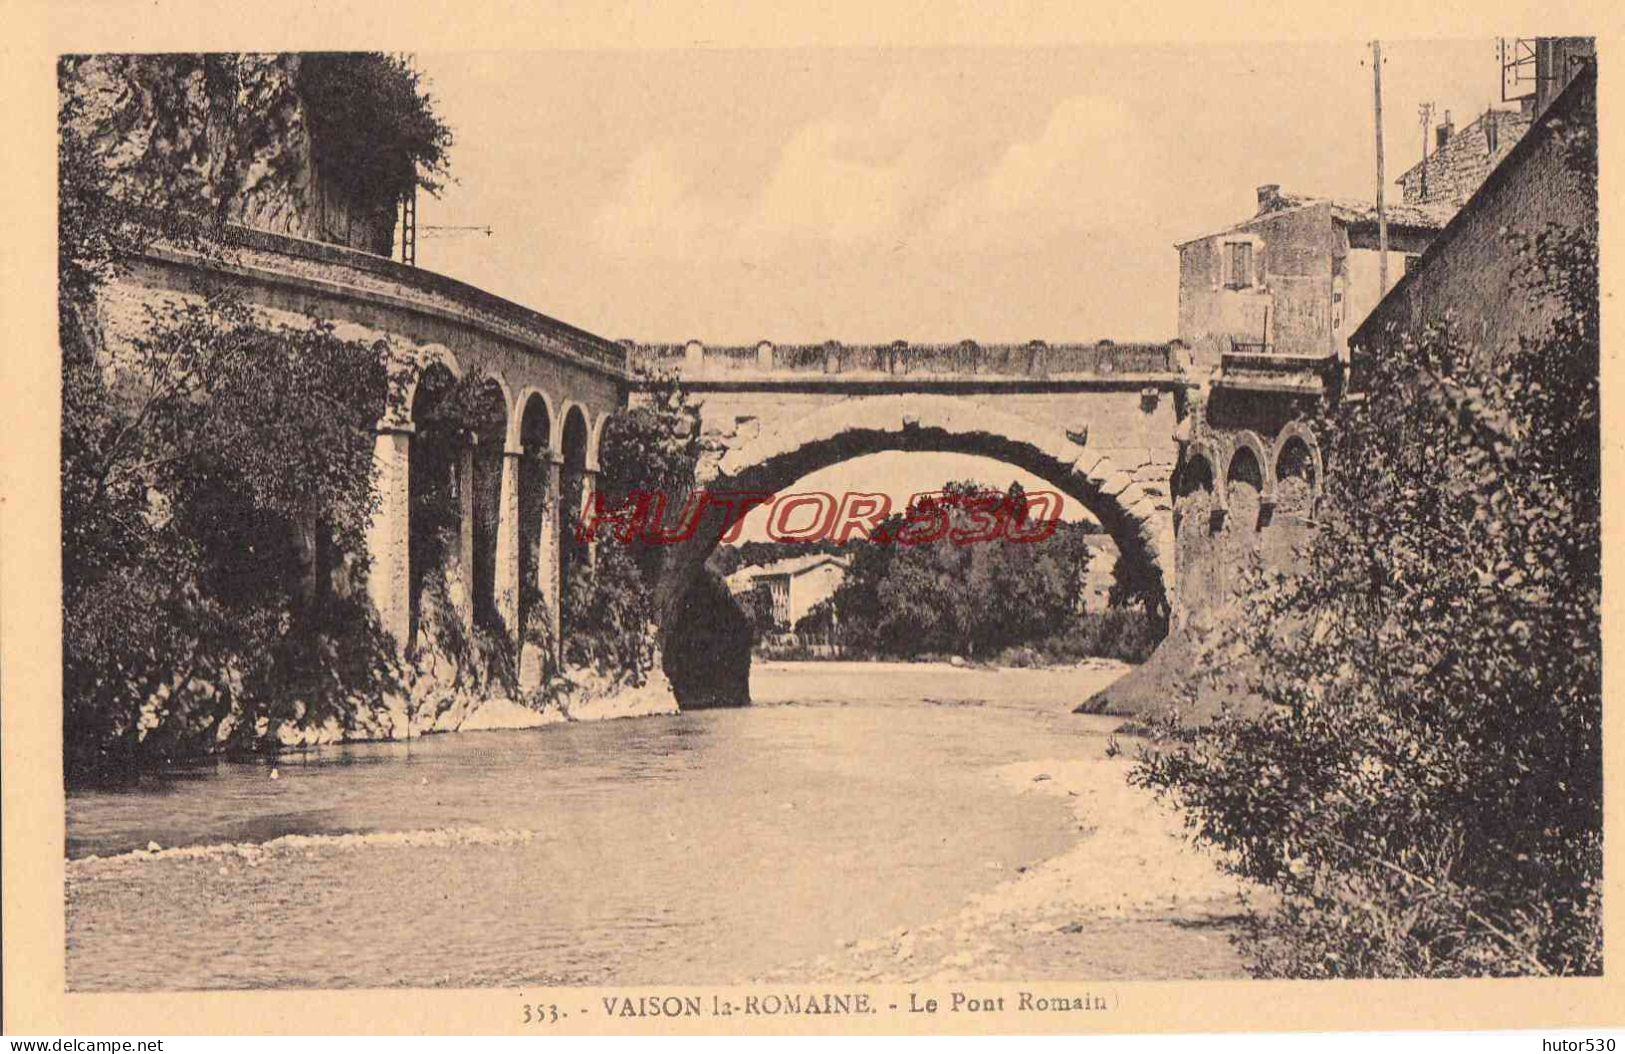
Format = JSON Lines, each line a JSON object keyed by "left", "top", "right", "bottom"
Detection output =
{"left": 559, "top": 372, "right": 703, "bottom": 691}
{"left": 994, "top": 609, "right": 1161, "bottom": 667}
{"left": 59, "top": 54, "right": 469, "bottom": 782}
{"left": 1132, "top": 115, "right": 1601, "bottom": 977}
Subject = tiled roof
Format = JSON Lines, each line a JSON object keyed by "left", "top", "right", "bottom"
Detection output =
{"left": 726, "top": 553, "right": 850, "bottom": 590}
{"left": 1178, "top": 192, "right": 1452, "bottom": 246}
{"left": 1326, "top": 197, "right": 1456, "bottom": 229}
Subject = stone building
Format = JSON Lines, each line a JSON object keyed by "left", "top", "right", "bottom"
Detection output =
{"left": 1093, "top": 54, "right": 1603, "bottom": 722}
{"left": 1175, "top": 185, "right": 1452, "bottom": 373}
{"left": 1397, "top": 108, "right": 1532, "bottom": 211}
{"left": 1395, "top": 37, "right": 1594, "bottom": 212}
{"left": 727, "top": 553, "right": 849, "bottom": 630}
{"left": 1103, "top": 183, "right": 1456, "bottom": 708}
{"left": 1353, "top": 66, "right": 1596, "bottom": 385}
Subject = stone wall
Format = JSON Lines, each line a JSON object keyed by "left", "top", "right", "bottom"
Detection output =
{"left": 91, "top": 220, "right": 631, "bottom": 742}
{"left": 1355, "top": 70, "right": 1595, "bottom": 374}
{"left": 630, "top": 340, "right": 1174, "bottom": 379}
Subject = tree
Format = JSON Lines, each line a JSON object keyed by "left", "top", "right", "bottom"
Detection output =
{"left": 297, "top": 53, "right": 453, "bottom": 203}
{"left": 63, "top": 293, "right": 405, "bottom": 779}
{"left": 559, "top": 371, "right": 701, "bottom": 683}
{"left": 826, "top": 480, "right": 1122, "bottom": 660}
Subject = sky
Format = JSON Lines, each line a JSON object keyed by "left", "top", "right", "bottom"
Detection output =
{"left": 411, "top": 40, "right": 1510, "bottom": 343}
{"left": 406, "top": 41, "right": 1514, "bottom": 531}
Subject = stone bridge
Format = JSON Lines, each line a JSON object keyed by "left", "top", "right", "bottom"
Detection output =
{"left": 106, "top": 225, "right": 1328, "bottom": 708}
{"left": 626, "top": 340, "right": 1189, "bottom": 641}
{"left": 629, "top": 341, "right": 1333, "bottom": 674}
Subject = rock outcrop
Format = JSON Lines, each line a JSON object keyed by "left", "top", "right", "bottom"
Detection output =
{"left": 661, "top": 570, "right": 753, "bottom": 709}
{"left": 63, "top": 54, "right": 396, "bottom": 254}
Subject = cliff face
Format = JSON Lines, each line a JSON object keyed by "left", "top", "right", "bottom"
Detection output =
{"left": 63, "top": 54, "right": 397, "bottom": 255}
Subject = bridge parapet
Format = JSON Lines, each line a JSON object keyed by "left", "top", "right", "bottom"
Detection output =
{"left": 627, "top": 339, "right": 1179, "bottom": 380}
{"left": 153, "top": 221, "right": 632, "bottom": 377}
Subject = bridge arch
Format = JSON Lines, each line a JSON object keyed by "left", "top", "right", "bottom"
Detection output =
{"left": 401, "top": 343, "right": 464, "bottom": 416}
{"left": 553, "top": 400, "right": 591, "bottom": 461}
{"left": 514, "top": 391, "right": 556, "bottom": 678}
{"left": 588, "top": 411, "right": 611, "bottom": 473}
{"left": 1175, "top": 439, "right": 1225, "bottom": 509}
{"left": 466, "top": 378, "right": 511, "bottom": 636}
{"left": 1272, "top": 421, "right": 1322, "bottom": 485}
{"left": 653, "top": 395, "right": 1174, "bottom": 678}
{"left": 405, "top": 360, "right": 466, "bottom": 649}
{"left": 508, "top": 385, "right": 557, "bottom": 453}
{"left": 558, "top": 404, "right": 593, "bottom": 633}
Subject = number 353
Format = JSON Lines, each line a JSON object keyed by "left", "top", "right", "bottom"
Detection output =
{"left": 522, "top": 1003, "right": 561, "bottom": 1025}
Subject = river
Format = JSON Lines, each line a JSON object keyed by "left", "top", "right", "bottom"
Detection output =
{"left": 66, "top": 662, "right": 1247, "bottom": 991}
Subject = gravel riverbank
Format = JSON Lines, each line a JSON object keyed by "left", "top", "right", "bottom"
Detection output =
{"left": 750, "top": 660, "right": 1257, "bottom": 982}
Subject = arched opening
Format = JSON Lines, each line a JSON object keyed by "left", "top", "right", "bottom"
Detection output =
{"left": 1274, "top": 434, "right": 1319, "bottom": 521}
{"left": 516, "top": 394, "right": 553, "bottom": 679}
{"left": 407, "top": 362, "right": 463, "bottom": 650}
{"left": 558, "top": 406, "right": 591, "bottom": 637}
{"left": 652, "top": 401, "right": 1172, "bottom": 708}
{"left": 1226, "top": 444, "right": 1265, "bottom": 531}
{"left": 1174, "top": 451, "right": 1216, "bottom": 506}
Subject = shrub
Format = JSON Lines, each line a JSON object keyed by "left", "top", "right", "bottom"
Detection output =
{"left": 559, "top": 371, "right": 701, "bottom": 682}
{"left": 560, "top": 541, "right": 659, "bottom": 685}
{"left": 62, "top": 294, "right": 405, "bottom": 780}
{"left": 1133, "top": 129, "right": 1600, "bottom": 977}
{"left": 998, "top": 609, "right": 1162, "bottom": 666}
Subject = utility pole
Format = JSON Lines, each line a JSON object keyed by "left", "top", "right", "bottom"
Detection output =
{"left": 1372, "top": 40, "right": 1390, "bottom": 296}
{"left": 399, "top": 187, "right": 418, "bottom": 266}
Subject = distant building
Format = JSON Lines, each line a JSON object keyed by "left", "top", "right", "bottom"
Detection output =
{"left": 1176, "top": 185, "right": 1452, "bottom": 371}
{"left": 726, "top": 554, "right": 850, "bottom": 629}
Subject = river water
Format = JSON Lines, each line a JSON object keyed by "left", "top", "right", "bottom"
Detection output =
{"left": 66, "top": 663, "right": 1156, "bottom": 991}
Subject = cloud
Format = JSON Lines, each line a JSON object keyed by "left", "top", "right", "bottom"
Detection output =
{"left": 737, "top": 116, "right": 915, "bottom": 247}
{"left": 590, "top": 82, "right": 950, "bottom": 261}
{"left": 589, "top": 144, "right": 721, "bottom": 260}
{"left": 589, "top": 89, "right": 1163, "bottom": 270}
